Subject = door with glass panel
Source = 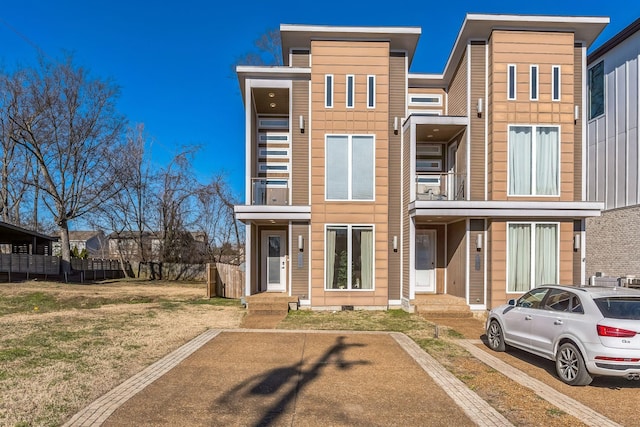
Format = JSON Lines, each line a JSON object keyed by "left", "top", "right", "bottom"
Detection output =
{"left": 261, "top": 231, "right": 286, "bottom": 292}
{"left": 415, "top": 229, "right": 436, "bottom": 293}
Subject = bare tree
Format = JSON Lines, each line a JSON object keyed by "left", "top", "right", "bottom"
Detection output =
{"left": 231, "top": 28, "right": 282, "bottom": 78}
{"left": 5, "top": 55, "right": 126, "bottom": 273}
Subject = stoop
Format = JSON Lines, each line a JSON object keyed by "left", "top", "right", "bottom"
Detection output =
{"left": 413, "top": 294, "right": 473, "bottom": 319}
{"left": 245, "top": 293, "right": 299, "bottom": 316}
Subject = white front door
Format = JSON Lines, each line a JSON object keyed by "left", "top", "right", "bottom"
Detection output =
{"left": 415, "top": 229, "right": 436, "bottom": 293}
{"left": 261, "top": 230, "right": 286, "bottom": 292}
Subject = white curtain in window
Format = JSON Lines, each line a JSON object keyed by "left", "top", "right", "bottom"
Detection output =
{"left": 536, "top": 127, "right": 559, "bottom": 195}
{"left": 535, "top": 224, "right": 558, "bottom": 286}
{"left": 326, "top": 228, "right": 336, "bottom": 289}
{"left": 508, "top": 224, "right": 531, "bottom": 292}
{"left": 509, "top": 127, "right": 532, "bottom": 195}
{"left": 326, "top": 136, "right": 348, "bottom": 199}
{"left": 352, "top": 136, "right": 374, "bottom": 199}
{"left": 360, "top": 229, "right": 373, "bottom": 289}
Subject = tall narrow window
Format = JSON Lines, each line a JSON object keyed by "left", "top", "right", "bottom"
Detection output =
{"left": 530, "top": 65, "right": 538, "bottom": 100}
{"left": 346, "top": 75, "right": 355, "bottom": 108}
{"left": 508, "top": 222, "right": 558, "bottom": 292}
{"left": 508, "top": 64, "right": 516, "bottom": 100}
{"left": 367, "top": 75, "right": 376, "bottom": 108}
{"left": 326, "top": 225, "right": 373, "bottom": 290}
{"left": 588, "top": 61, "right": 604, "bottom": 119}
{"left": 509, "top": 125, "right": 559, "bottom": 196}
{"left": 325, "top": 74, "right": 333, "bottom": 108}
{"left": 552, "top": 66, "right": 561, "bottom": 101}
{"left": 326, "top": 135, "right": 374, "bottom": 200}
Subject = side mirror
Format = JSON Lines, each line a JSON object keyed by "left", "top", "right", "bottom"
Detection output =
{"left": 508, "top": 299, "right": 517, "bottom": 306}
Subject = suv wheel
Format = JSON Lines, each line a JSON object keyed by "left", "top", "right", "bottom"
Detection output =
{"left": 556, "top": 342, "right": 592, "bottom": 386}
{"left": 487, "top": 320, "right": 506, "bottom": 352}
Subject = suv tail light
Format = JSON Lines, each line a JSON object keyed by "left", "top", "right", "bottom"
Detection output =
{"left": 597, "top": 325, "right": 637, "bottom": 338}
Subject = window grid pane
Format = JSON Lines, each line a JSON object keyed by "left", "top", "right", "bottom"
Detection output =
{"left": 326, "top": 136, "right": 349, "bottom": 199}
{"left": 589, "top": 62, "right": 604, "bottom": 119}
{"left": 508, "top": 65, "right": 516, "bottom": 100}
{"left": 367, "top": 75, "right": 375, "bottom": 108}
{"left": 325, "top": 75, "right": 333, "bottom": 108}
{"left": 347, "top": 75, "right": 354, "bottom": 108}
{"left": 530, "top": 66, "right": 538, "bottom": 100}
{"left": 552, "top": 66, "right": 561, "bottom": 101}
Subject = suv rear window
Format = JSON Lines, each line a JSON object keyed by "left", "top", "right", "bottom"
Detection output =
{"left": 594, "top": 297, "right": 640, "bottom": 320}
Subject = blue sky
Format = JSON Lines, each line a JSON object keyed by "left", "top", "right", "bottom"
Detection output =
{"left": 1, "top": 0, "right": 639, "bottom": 201}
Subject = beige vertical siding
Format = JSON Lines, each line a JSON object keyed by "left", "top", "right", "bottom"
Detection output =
{"left": 388, "top": 52, "right": 406, "bottom": 300}
{"left": 573, "top": 44, "right": 583, "bottom": 201}
{"left": 468, "top": 219, "right": 485, "bottom": 304}
{"left": 572, "top": 220, "right": 582, "bottom": 285}
{"left": 292, "top": 80, "right": 310, "bottom": 205}
{"left": 291, "top": 222, "right": 310, "bottom": 298}
{"left": 448, "top": 48, "right": 468, "bottom": 116}
{"left": 470, "top": 41, "right": 487, "bottom": 201}
{"left": 402, "top": 126, "right": 411, "bottom": 301}
{"left": 407, "top": 87, "right": 446, "bottom": 114}
{"left": 446, "top": 220, "right": 466, "bottom": 298}
{"left": 489, "top": 30, "right": 576, "bottom": 202}
{"left": 309, "top": 40, "right": 390, "bottom": 307}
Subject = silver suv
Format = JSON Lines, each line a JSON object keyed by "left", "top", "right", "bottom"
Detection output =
{"left": 486, "top": 285, "right": 640, "bottom": 385}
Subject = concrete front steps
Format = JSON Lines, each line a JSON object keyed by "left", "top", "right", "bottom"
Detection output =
{"left": 241, "top": 293, "right": 299, "bottom": 329}
{"left": 413, "top": 293, "right": 473, "bottom": 319}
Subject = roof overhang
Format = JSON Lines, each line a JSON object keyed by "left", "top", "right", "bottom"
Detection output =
{"left": 410, "top": 201, "right": 604, "bottom": 219}
{"left": 0, "top": 221, "right": 58, "bottom": 242}
{"left": 234, "top": 205, "right": 311, "bottom": 223}
{"left": 236, "top": 66, "right": 310, "bottom": 102}
{"left": 440, "top": 14, "right": 609, "bottom": 84}
{"left": 280, "top": 24, "right": 421, "bottom": 67}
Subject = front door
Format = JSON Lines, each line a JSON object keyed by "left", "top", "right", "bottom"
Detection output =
{"left": 415, "top": 229, "right": 436, "bottom": 293}
{"left": 261, "top": 230, "right": 286, "bottom": 292}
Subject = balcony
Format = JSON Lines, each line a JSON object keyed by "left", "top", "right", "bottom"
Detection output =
{"left": 415, "top": 173, "right": 466, "bottom": 201}
{"left": 251, "top": 178, "right": 289, "bottom": 206}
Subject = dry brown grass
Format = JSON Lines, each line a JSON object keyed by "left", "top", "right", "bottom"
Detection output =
{"left": 0, "top": 280, "right": 244, "bottom": 427}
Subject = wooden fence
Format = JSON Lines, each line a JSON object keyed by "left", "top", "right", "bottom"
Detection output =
{"left": 0, "top": 254, "right": 60, "bottom": 280}
{"left": 70, "top": 258, "right": 126, "bottom": 281}
{"left": 207, "top": 262, "right": 244, "bottom": 299}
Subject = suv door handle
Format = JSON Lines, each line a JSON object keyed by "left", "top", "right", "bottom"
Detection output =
{"left": 525, "top": 315, "right": 532, "bottom": 320}
{"left": 554, "top": 320, "right": 563, "bottom": 325}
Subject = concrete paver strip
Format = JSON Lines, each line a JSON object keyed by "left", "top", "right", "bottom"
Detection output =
{"left": 63, "top": 329, "right": 222, "bottom": 427}
{"left": 391, "top": 333, "right": 513, "bottom": 427}
{"left": 458, "top": 340, "right": 622, "bottom": 427}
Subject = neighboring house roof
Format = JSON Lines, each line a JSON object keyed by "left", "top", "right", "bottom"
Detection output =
{"left": 68, "top": 230, "right": 104, "bottom": 242}
{"left": 588, "top": 17, "right": 640, "bottom": 64}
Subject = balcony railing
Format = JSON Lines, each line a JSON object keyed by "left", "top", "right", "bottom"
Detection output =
{"left": 251, "top": 178, "right": 289, "bottom": 205}
{"left": 415, "top": 173, "right": 466, "bottom": 201}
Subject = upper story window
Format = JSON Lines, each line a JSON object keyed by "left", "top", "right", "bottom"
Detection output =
{"left": 325, "top": 74, "right": 334, "bottom": 108}
{"left": 409, "top": 94, "right": 443, "bottom": 107}
{"left": 346, "top": 75, "right": 355, "bottom": 108}
{"left": 326, "top": 134, "right": 374, "bottom": 200}
{"left": 588, "top": 61, "right": 604, "bottom": 119}
{"left": 367, "top": 75, "right": 376, "bottom": 108}
{"left": 552, "top": 66, "right": 561, "bottom": 101}
{"left": 508, "top": 64, "right": 516, "bottom": 100}
{"left": 530, "top": 65, "right": 538, "bottom": 101}
{"left": 508, "top": 125, "right": 559, "bottom": 196}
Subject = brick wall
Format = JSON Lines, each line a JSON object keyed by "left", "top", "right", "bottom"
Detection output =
{"left": 586, "top": 205, "right": 640, "bottom": 278}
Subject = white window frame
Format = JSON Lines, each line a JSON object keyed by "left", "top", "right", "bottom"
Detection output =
{"left": 552, "top": 65, "right": 561, "bottom": 101}
{"left": 346, "top": 74, "right": 355, "bottom": 108}
{"left": 367, "top": 75, "right": 376, "bottom": 108}
{"left": 408, "top": 110, "right": 442, "bottom": 116}
{"left": 258, "top": 148, "right": 290, "bottom": 159}
{"left": 507, "top": 124, "right": 560, "bottom": 197}
{"left": 325, "top": 74, "right": 334, "bottom": 108}
{"left": 507, "top": 64, "right": 516, "bottom": 100}
{"left": 588, "top": 61, "right": 605, "bottom": 120}
{"left": 258, "top": 132, "right": 289, "bottom": 143}
{"left": 325, "top": 134, "right": 375, "bottom": 201}
{"left": 324, "top": 224, "right": 375, "bottom": 291}
{"left": 530, "top": 65, "right": 538, "bottom": 101}
{"left": 258, "top": 118, "right": 289, "bottom": 129}
{"left": 258, "top": 162, "right": 289, "bottom": 173}
{"left": 409, "top": 94, "right": 443, "bottom": 107}
{"left": 506, "top": 221, "right": 560, "bottom": 293}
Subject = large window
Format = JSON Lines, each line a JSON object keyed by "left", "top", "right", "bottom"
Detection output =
{"left": 508, "top": 222, "right": 558, "bottom": 292}
{"left": 326, "top": 225, "right": 374, "bottom": 290}
{"left": 325, "top": 74, "right": 334, "bottom": 108}
{"left": 326, "top": 135, "right": 374, "bottom": 200}
{"left": 588, "top": 61, "right": 604, "bottom": 119}
{"left": 507, "top": 64, "right": 516, "bottom": 100}
{"left": 508, "top": 125, "right": 559, "bottom": 196}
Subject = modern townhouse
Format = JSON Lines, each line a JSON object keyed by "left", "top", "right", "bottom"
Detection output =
{"left": 234, "top": 13, "right": 609, "bottom": 313}
{"left": 585, "top": 17, "right": 640, "bottom": 281}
